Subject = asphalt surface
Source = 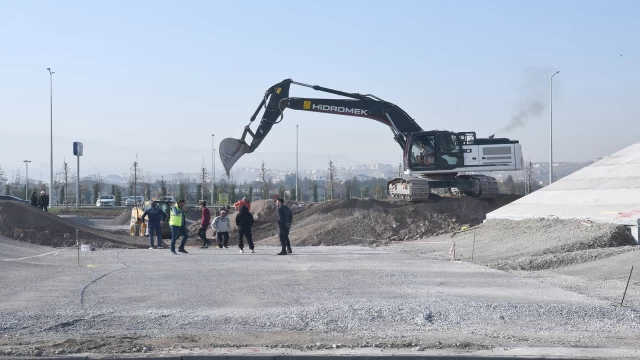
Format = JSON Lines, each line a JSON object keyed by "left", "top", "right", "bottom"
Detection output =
{"left": 1, "top": 237, "right": 639, "bottom": 358}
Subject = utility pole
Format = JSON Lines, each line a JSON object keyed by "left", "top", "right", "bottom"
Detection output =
{"left": 296, "top": 124, "right": 299, "bottom": 201}
{"left": 73, "top": 142, "right": 83, "bottom": 208}
{"left": 211, "top": 134, "right": 216, "bottom": 205}
{"left": 47, "top": 68, "right": 55, "bottom": 206}
{"left": 23, "top": 160, "right": 31, "bottom": 199}
{"left": 548, "top": 70, "right": 559, "bottom": 185}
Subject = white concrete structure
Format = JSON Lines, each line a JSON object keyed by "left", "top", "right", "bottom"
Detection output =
{"left": 487, "top": 142, "right": 640, "bottom": 242}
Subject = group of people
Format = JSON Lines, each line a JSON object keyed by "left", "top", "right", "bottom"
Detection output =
{"left": 29, "top": 191, "right": 50, "bottom": 211}
{"left": 139, "top": 196, "right": 293, "bottom": 256}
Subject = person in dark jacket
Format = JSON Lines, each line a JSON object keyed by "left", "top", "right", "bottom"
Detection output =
{"left": 140, "top": 201, "right": 168, "bottom": 249}
{"left": 38, "top": 191, "right": 50, "bottom": 211}
{"left": 235, "top": 204, "right": 255, "bottom": 253}
{"left": 30, "top": 192, "right": 39, "bottom": 207}
{"left": 276, "top": 198, "right": 293, "bottom": 255}
{"left": 198, "top": 201, "right": 211, "bottom": 248}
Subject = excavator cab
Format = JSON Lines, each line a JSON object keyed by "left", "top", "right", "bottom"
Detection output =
{"left": 405, "top": 131, "right": 464, "bottom": 171}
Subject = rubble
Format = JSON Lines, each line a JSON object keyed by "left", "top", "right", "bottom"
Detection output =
{"left": 253, "top": 195, "right": 518, "bottom": 246}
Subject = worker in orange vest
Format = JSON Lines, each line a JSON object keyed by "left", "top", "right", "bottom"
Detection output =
{"left": 234, "top": 197, "right": 251, "bottom": 212}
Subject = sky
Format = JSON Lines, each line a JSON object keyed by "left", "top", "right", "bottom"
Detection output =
{"left": 1, "top": 0, "right": 638, "bottom": 179}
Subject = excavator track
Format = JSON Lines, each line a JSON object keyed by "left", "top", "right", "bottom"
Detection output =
{"left": 456, "top": 174, "right": 498, "bottom": 199}
{"left": 387, "top": 177, "right": 431, "bottom": 202}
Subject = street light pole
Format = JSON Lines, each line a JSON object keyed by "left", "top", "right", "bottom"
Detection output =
{"left": 47, "top": 68, "right": 55, "bottom": 206}
{"left": 548, "top": 70, "right": 559, "bottom": 185}
{"left": 23, "top": 160, "right": 31, "bottom": 199}
{"left": 296, "top": 124, "right": 299, "bottom": 201}
{"left": 211, "top": 134, "right": 216, "bottom": 205}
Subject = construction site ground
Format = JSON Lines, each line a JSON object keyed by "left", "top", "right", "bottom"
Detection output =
{"left": 0, "top": 198, "right": 639, "bottom": 359}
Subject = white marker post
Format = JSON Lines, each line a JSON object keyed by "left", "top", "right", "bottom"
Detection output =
{"left": 73, "top": 142, "right": 83, "bottom": 208}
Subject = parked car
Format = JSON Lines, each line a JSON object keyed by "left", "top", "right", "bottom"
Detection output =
{"left": 0, "top": 195, "right": 30, "bottom": 204}
{"left": 96, "top": 195, "right": 116, "bottom": 207}
{"left": 125, "top": 196, "right": 144, "bottom": 206}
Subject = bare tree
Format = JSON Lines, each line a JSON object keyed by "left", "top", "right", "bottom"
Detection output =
{"left": 328, "top": 157, "right": 337, "bottom": 200}
{"left": 80, "top": 184, "right": 89, "bottom": 204}
{"left": 9, "top": 170, "right": 22, "bottom": 197}
{"left": 56, "top": 158, "right": 76, "bottom": 208}
{"left": 92, "top": 173, "right": 105, "bottom": 204}
{"left": 525, "top": 159, "right": 537, "bottom": 195}
{"left": 0, "top": 165, "right": 7, "bottom": 189}
{"left": 200, "top": 164, "right": 211, "bottom": 202}
{"left": 128, "top": 154, "right": 145, "bottom": 203}
{"left": 177, "top": 173, "right": 190, "bottom": 202}
{"left": 259, "top": 159, "right": 273, "bottom": 199}
{"left": 95, "top": 174, "right": 105, "bottom": 193}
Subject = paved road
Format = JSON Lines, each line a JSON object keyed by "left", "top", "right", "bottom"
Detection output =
{"left": 0, "top": 237, "right": 639, "bottom": 358}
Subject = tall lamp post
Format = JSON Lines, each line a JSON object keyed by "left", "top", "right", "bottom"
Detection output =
{"left": 23, "top": 160, "right": 31, "bottom": 199}
{"left": 547, "top": 70, "right": 560, "bottom": 184}
{"left": 211, "top": 134, "right": 215, "bottom": 204}
{"left": 296, "top": 125, "right": 299, "bottom": 201}
{"left": 47, "top": 68, "right": 55, "bottom": 205}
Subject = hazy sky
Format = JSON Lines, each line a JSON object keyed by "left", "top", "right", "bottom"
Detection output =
{"left": 1, "top": 0, "right": 638, "bottom": 178}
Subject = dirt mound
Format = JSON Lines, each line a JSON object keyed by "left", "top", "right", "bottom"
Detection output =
{"left": 0, "top": 201, "right": 145, "bottom": 249}
{"left": 393, "top": 218, "right": 638, "bottom": 270}
{"left": 249, "top": 200, "right": 309, "bottom": 223}
{"left": 253, "top": 195, "right": 519, "bottom": 247}
{"left": 109, "top": 210, "right": 132, "bottom": 225}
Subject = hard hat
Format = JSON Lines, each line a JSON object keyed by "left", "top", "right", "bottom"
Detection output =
{"left": 40, "top": 191, "right": 45, "bottom": 194}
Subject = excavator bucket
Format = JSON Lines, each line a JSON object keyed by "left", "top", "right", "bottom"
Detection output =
{"left": 219, "top": 138, "right": 252, "bottom": 175}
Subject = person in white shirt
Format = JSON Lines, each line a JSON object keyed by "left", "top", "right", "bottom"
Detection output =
{"left": 212, "top": 209, "right": 231, "bottom": 248}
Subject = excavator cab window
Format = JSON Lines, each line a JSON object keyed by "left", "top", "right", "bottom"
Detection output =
{"left": 407, "top": 134, "right": 436, "bottom": 169}
{"left": 435, "top": 132, "right": 463, "bottom": 168}
{"left": 406, "top": 132, "right": 463, "bottom": 171}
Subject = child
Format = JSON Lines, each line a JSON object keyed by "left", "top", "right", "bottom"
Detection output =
{"left": 212, "top": 209, "right": 231, "bottom": 248}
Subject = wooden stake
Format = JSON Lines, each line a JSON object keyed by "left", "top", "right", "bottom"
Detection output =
{"left": 621, "top": 266, "right": 634, "bottom": 307}
{"left": 76, "top": 229, "right": 79, "bottom": 267}
{"left": 472, "top": 230, "right": 476, "bottom": 263}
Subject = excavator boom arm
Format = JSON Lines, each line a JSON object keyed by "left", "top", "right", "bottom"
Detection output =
{"left": 220, "top": 79, "right": 423, "bottom": 175}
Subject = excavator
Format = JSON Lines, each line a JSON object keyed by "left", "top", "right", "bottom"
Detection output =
{"left": 219, "top": 79, "right": 524, "bottom": 202}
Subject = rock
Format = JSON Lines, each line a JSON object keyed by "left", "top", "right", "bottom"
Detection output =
{"left": 390, "top": 236, "right": 400, "bottom": 241}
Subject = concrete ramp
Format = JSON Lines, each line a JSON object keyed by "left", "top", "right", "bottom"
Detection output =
{"left": 487, "top": 142, "right": 640, "bottom": 233}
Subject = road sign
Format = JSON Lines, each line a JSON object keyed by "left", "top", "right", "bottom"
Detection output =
{"left": 73, "top": 142, "right": 83, "bottom": 156}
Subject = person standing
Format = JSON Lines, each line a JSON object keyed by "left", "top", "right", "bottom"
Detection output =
{"left": 235, "top": 204, "right": 254, "bottom": 253}
{"left": 140, "top": 201, "right": 168, "bottom": 249}
{"left": 212, "top": 209, "right": 231, "bottom": 248}
{"left": 30, "top": 191, "right": 39, "bottom": 207}
{"left": 38, "top": 191, "right": 50, "bottom": 211}
{"left": 198, "top": 201, "right": 212, "bottom": 248}
{"left": 234, "top": 196, "right": 251, "bottom": 212}
{"left": 276, "top": 198, "right": 293, "bottom": 255}
{"left": 169, "top": 199, "right": 189, "bottom": 255}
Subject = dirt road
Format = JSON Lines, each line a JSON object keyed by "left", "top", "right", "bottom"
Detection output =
{"left": 1, "top": 237, "right": 638, "bottom": 358}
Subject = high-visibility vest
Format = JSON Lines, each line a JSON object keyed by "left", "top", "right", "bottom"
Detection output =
{"left": 169, "top": 204, "right": 184, "bottom": 227}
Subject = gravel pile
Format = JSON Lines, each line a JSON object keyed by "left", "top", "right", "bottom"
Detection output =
{"left": 394, "top": 218, "right": 637, "bottom": 270}
{"left": 254, "top": 196, "right": 517, "bottom": 246}
{"left": 109, "top": 210, "right": 132, "bottom": 225}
